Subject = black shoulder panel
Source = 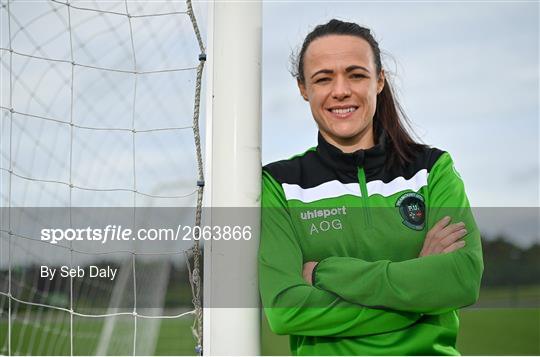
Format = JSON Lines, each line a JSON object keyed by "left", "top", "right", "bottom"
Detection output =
{"left": 264, "top": 146, "right": 446, "bottom": 187}
{"left": 426, "top": 147, "right": 447, "bottom": 171}
{"left": 366, "top": 147, "right": 446, "bottom": 184}
{"left": 263, "top": 150, "right": 357, "bottom": 188}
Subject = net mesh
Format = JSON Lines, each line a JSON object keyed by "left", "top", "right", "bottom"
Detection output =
{"left": 0, "top": 0, "right": 206, "bottom": 354}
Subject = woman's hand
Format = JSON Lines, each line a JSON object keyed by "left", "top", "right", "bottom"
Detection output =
{"left": 303, "top": 261, "right": 318, "bottom": 285}
{"left": 419, "top": 216, "right": 467, "bottom": 257}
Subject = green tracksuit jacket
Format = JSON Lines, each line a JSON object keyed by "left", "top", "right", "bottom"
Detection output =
{"left": 259, "top": 132, "right": 484, "bottom": 355}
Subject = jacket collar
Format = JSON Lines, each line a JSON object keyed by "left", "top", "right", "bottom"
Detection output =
{"left": 316, "top": 131, "right": 387, "bottom": 172}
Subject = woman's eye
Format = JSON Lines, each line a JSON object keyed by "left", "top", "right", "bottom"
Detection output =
{"left": 352, "top": 73, "right": 367, "bottom": 79}
{"left": 315, "top": 77, "right": 330, "bottom": 83}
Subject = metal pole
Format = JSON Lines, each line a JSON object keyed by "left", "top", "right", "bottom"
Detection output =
{"left": 204, "top": 0, "right": 262, "bottom": 355}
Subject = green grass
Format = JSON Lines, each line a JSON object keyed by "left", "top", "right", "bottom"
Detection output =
{"left": 456, "top": 308, "right": 540, "bottom": 355}
{"left": 154, "top": 318, "right": 197, "bottom": 355}
{"left": 477, "top": 285, "right": 540, "bottom": 306}
{"left": 2, "top": 304, "right": 538, "bottom": 355}
{"left": 261, "top": 308, "right": 540, "bottom": 356}
{"left": 0, "top": 312, "right": 197, "bottom": 355}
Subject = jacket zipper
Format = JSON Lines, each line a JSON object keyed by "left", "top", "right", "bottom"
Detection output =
{"left": 357, "top": 167, "right": 372, "bottom": 227}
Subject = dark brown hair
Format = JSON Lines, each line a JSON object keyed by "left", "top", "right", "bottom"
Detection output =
{"left": 291, "top": 19, "right": 424, "bottom": 167}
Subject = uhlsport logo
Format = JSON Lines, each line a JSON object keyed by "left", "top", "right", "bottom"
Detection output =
{"left": 396, "top": 192, "right": 425, "bottom": 230}
{"left": 300, "top": 206, "right": 346, "bottom": 236}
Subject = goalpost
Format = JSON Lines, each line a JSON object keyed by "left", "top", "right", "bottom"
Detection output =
{"left": 0, "top": 0, "right": 262, "bottom": 355}
{"left": 203, "top": 1, "right": 262, "bottom": 355}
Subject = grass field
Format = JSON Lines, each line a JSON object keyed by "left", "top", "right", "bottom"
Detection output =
{"left": 0, "top": 312, "right": 198, "bottom": 355}
{"left": 456, "top": 308, "right": 540, "bottom": 355}
{"left": 1, "top": 307, "right": 539, "bottom": 355}
{"left": 261, "top": 308, "right": 540, "bottom": 356}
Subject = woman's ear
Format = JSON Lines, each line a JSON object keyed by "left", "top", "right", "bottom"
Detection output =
{"left": 297, "top": 79, "right": 308, "bottom": 101}
{"left": 377, "top": 70, "right": 385, "bottom": 95}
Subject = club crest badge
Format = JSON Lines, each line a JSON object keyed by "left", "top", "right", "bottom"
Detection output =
{"left": 396, "top": 192, "right": 425, "bottom": 230}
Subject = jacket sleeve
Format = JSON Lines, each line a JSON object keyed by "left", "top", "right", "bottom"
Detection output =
{"left": 259, "top": 170, "right": 422, "bottom": 336}
{"left": 313, "top": 153, "right": 484, "bottom": 315}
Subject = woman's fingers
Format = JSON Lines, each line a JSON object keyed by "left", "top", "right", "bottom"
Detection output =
{"left": 432, "top": 216, "right": 451, "bottom": 232}
{"left": 419, "top": 217, "right": 468, "bottom": 257}
{"left": 440, "top": 227, "right": 468, "bottom": 247}
{"left": 437, "top": 221, "right": 466, "bottom": 240}
{"left": 442, "top": 240, "right": 466, "bottom": 254}
{"left": 422, "top": 216, "right": 452, "bottom": 250}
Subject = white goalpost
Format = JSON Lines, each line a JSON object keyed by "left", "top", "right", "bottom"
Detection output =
{"left": 203, "top": 1, "right": 262, "bottom": 355}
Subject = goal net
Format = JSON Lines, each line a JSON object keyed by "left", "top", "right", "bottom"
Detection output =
{"left": 1, "top": 0, "right": 207, "bottom": 355}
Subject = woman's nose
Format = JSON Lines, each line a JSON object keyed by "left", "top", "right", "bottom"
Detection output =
{"left": 331, "top": 76, "right": 351, "bottom": 100}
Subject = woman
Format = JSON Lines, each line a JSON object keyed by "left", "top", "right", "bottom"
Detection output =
{"left": 259, "top": 19, "right": 483, "bottom": 355}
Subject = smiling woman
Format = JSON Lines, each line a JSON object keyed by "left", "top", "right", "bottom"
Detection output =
{"left": 259, "top": 19, "right": 483, "bottom": 355}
